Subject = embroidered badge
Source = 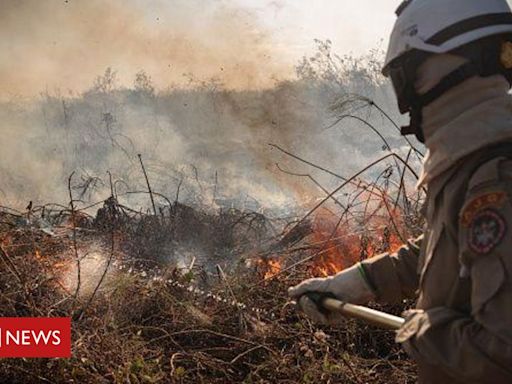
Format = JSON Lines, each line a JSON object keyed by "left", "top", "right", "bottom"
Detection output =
{"left": 468, "top": 209, "right": 507, "bottom": 254}
{"left": 461, "top": 192, "right": 507, "bottom": 227}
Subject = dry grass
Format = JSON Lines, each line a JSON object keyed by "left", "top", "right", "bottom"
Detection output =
{"left": 0, "top": 199, "right": 417, "bottom": 384}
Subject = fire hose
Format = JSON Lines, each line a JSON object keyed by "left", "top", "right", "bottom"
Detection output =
{"left": 305, "top": 292, "right": 405, "bottom": 330}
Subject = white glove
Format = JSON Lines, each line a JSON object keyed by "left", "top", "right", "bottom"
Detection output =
{"left": 288, "top": 263, "right": 376, "bottom": 324}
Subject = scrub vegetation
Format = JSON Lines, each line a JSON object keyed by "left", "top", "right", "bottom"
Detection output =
{"left": 0, "top": 43, "right": 421, "bottom": 383}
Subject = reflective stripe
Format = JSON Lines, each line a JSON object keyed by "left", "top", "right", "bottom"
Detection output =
{"left": 427, "top": 13, "right": 512, "bottom": 46}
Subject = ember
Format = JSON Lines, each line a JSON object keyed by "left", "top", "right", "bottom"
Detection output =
{"left": 258, "top": 257, "right": 282, "bottom": 280}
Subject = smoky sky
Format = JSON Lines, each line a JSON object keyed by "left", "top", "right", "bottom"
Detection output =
{"left": 0, "top": 0, "right": 410, "bottom": 212}
{"left": 0, "top": 0, "right": 295, "bottom": 99}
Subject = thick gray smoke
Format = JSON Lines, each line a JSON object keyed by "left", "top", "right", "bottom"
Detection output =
{"left": 0, "top": 2, "right": 419, "bottom": 213}
{"left": 0, "top": 40, "right": 416, "bottom": 214}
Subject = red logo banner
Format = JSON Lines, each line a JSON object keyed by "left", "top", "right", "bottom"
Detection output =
{"left": 0, "top": 318, "right": 71, "bottom": 358}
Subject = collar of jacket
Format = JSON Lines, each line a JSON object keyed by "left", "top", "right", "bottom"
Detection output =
{"left": 417, "top": 75, "right": 512, "bottom": 188}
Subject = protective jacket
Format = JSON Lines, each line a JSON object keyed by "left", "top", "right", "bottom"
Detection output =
{"left": 361, "top": 75, "right": 512, "bottom": 384}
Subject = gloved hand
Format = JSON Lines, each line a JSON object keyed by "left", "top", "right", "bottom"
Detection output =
{"left": 288, "top": 263, "right": 376, "bottom": 324}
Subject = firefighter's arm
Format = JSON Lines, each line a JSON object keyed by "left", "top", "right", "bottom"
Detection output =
{"left": 288, "top": 235, "right": 423, "bottom": 323}
{"left": 397, "top": 161, "right": 512, "bottom": 382}
{"left": 359, "top": 235, "right": 423, "bottom": 304}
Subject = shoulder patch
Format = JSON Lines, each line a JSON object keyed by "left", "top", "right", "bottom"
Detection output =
{"left": 468, "top": 209, "right": 507, "bottom": 254}
{"left": 461, "top": 192, "right": 507, "bottom": 227}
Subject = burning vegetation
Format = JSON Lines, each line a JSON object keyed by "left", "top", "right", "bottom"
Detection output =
{"left": 0, "top": 41, "right": 423, "bottom": 383}
{"left": 0, "top": 137, "right": 423, "bottom": 383}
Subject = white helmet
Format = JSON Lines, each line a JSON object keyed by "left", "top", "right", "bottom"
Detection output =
{"left": 383, "top": 0, "right": 512, "bottom": 76}
{"left": 383, "top": 0, "right": 512, "bottom": 143}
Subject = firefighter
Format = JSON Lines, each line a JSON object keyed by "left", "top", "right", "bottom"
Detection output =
{"left": 289, "top": 1, "right": 512, "bottom": 382}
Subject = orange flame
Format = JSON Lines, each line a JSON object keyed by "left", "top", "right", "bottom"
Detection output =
{"left": 308, "top": 206, "right": 406, "bottom": 276}
{"left": 308, "top": 209, "right": 361, "bottom": 277}
{"left": 257, "top": 257, "right": 282, "bottom": 280}
{"left": 256, "top": 197, "right": 410, "bottom": 280}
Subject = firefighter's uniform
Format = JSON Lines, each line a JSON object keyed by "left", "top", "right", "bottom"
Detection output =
{"left": 290, "top": 1, "right": 512, "bottom": 382}
{"left": 361, "top": 75, "right": 512, "bottom": 383}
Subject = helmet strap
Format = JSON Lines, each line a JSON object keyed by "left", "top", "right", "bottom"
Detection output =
{"left": 401, "top": 61, "right": 479, "bottom": 143}
{"left": 401, "top": 109, "right": 424, "bottom": 143}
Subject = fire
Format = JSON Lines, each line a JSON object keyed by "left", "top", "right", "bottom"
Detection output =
{"left": 307, "top": 206, "right": 406, "bottom": 277}
{"left": 309, "top": 209, "right": 361, "bottom": 277}
{"left": 255, "top": 198, "right": 411, "bottom": 281}
{"left": 257, "top": 257, "right": 282, "bottom": 280}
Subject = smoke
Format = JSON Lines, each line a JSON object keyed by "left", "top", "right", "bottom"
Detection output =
{"left": 0, "top": 2, "right": 411, "bottom": 213}
{"left": 0, "top": 0, "right": 292, "bottom": 100}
